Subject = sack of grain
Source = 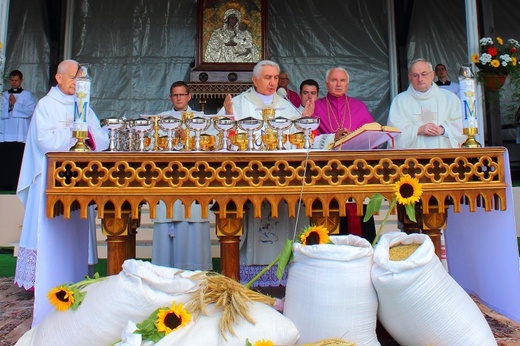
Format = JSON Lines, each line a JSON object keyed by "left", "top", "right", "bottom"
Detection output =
{"left": 371, "top": 232, "right": 496, "bottom": 345}
{"left": 283, "top": 235, "right": 380, "bottom": 345}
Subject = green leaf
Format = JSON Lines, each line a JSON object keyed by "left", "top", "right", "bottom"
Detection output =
{"left": 363, "top": 193, "right": 384, "bottom": 222}
{"left": 245, "top": 339, "right": 253, "bottom": 346}
{"left": 405, "top": 203, "right": 417, "bottom": 222}
{"left": 70, "top": 287, "right": 85, "bottom": 310}
{"left": 275, "top": 239, "right": 294, "bottom": 280}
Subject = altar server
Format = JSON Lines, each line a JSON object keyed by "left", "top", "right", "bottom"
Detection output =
{"left": 151, "top": 81, "right": 213, "bottom": 271}
{"left": 0, "top": 70, "right": 36, "bottom": 190}
{"left": 15, "top": 59, "right": 109, "bottom": 326}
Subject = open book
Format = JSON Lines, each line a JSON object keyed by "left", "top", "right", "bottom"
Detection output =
{"left": 329, "top": 122, "right": 401, "bottom": 150}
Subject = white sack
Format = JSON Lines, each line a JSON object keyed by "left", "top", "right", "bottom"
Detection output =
{"left": 371, "top": 232, "right": 496, "bottom": 346}
{"left": 283, "top": 235, "right": 380, "bottom": 345}
{"left": 16, "top": 259, "right": 201, "bottom": 346}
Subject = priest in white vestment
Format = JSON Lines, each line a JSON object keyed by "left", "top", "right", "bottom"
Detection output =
{"left": 15, "top": 59, "right": 109, "bottom": 326}
{"left": 217, "top": 60, "right": 312, "bottom": 286}
{"left": 387, "top": 58, "right": 466, "bottom": 149}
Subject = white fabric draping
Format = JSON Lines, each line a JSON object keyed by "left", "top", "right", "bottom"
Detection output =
{"left": 445, "top": 149, "right": 520, "bottom": 323}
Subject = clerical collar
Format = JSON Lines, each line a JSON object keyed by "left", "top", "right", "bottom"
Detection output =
{"left": 435, "top": 80, "right": 451, "bottom": 86}
{"left": 8, "top": 88, "right": 24, "bottom": 94}
{"left": 254, "top": 89, "right": 274, "bottom": 105}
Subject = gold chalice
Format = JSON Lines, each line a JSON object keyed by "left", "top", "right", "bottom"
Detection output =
{"left": 261, "top": 108, "right": 276, "bottom": 122}
{"left": 230, "top": 132, "right": 249, "bottom": 151}
{"left": 261, "top": 132, "right": 278, "bottom": 150}
{"left": 191, "top": 134, "right": 216, "bottom": 151}
{"left": 289, "top": 132, "right": 306, "bottom": 149}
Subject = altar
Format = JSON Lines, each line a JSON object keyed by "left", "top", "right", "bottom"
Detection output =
{"left": 45, "top": 147, "right": 520, "bottom": 322}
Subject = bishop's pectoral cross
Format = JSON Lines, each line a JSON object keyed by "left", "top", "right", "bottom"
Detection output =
{"left": 416, "top": 107, "right": 438, "bottom": 124}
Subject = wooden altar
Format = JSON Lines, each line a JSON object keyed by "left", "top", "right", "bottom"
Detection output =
{"left": 45, "top": 148, "right": 508, "bottom": 278}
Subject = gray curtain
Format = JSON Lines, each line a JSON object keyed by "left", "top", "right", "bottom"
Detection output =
{"left": 4, "top": 0, "right": 520, "bottom": 130}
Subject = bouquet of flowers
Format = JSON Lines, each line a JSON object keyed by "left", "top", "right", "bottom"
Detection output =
{"left": 472, "top": 37, "right": 520, "bottom": 78}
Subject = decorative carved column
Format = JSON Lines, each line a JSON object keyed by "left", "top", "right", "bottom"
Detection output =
{"left": 212, "top": 204, "right": 244, "bottom": 281}
{"left": 101, "top": 208, "right": 137, "bottom": 275}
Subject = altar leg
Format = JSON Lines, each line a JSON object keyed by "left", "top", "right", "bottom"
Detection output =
{"left": 212, "top": 206, "right": 244, "bottom": 281}
{"left": 101, "top": 209, "right": 136, "bottom": 275}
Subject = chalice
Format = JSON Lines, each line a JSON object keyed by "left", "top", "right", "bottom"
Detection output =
{"left": 160, "top": 117, "right": 182, "bottom": 151}
{"left": 185, "top": 116, "right": 210, "bottom": 151}
{"left": 230, "top": 132, "right": 249, "bottom": 151}
{"left": 294, "top": 117, "right": 320, "bottom": 149}
{"left": 132, "top": 119, "right": 153, "bottom": 151}
{"left": 214, "top": 117, "right": 236, "bottom": 151}
{"left": 102, "top": 118, "right": 125, "bottom": 151}
{"left": 238, "top": 117, "right": 263, "bottom": 151}
{"left": 289, "top": 132, "right": 306, "bottom": 149}
{"left": 267, "top": 117, "right": 293, "bottom": 150}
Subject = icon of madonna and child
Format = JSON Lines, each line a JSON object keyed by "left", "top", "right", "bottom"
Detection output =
{"left": 203, "top": 1, "right": 261, "bottom": 63}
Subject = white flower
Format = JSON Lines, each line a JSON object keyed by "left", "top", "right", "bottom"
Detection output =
{"left": 480, "top": 37, "right": 493, "bottom": 45}
{"left": 500, "top": 54, "right": 512, "bottom": 63}
{"left": 508, "top": 39, "right": 520, "bottom": 48}
{"left": 480, "top": 53, "right": 492, "bottom": 64}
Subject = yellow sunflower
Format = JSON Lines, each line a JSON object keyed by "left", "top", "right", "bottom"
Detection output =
{"left": 497, "top": 37, "right": 504, "bottom": 45}
{"left": 47, "top": 285, "right": 75, "bottom": 311}
{"left": 471, "top": 54, "right": 480, "bottom": 63}
{"left": 253, "top": 340, "right": 275, "bottom": 346}
{"left": 394, "top": 174, "right": 423, "bottom": 205}
{"left": 298, "top": 224, "right": 330, "bottom": 245}
{"left": 491, "top": 59, "right": 501, "bottom": 68}
{"left": 155, "top": 302, "right": 192, "bottom": 335}
{"left": 513, "top": 57, "right": 518, "bottom": 66}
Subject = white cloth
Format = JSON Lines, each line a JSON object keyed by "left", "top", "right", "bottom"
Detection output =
{"left": 1, "top": 89, "right": 36, "bottom": 142}
{"left": 387, "top": 83, "right": 466, "bottom": 148}
{"left": 15, "top": 86, "right": 109, "bottom": 326}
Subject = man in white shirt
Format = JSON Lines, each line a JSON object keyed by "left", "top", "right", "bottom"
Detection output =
{"left": 152, "top": 81, "right": 213, "bottom": 271}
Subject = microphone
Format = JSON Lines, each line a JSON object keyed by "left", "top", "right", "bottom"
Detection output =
{"left": 276, "top": 88, "right": 302, "bottom": 116}
{"left": 276, "top": 87, "right": 288, "bottom": 100}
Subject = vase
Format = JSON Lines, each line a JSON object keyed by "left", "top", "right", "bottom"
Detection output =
{"left": 482, "top": 74, "right": 508, "bottom": 92}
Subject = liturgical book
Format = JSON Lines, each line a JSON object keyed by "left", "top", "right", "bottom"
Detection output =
{"left": 329, "top": 122, "right": 401, "bottom": 150}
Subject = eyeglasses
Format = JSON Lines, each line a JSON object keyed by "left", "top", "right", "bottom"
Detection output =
{"left": 171, "top": 93, "right": 188, "bottom": 98}
{"left": 410, "top": 71, "right": 432, "bottom": 80}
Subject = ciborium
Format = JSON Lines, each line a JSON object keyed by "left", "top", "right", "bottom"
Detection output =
{"left": 289, "top": 132, "right": 306, "bottom": 149}
{"left": 267, "top": 117, "right": 293, "bottom": 150}
{"left": 160, "top": 117, "right": 182, "bottom": 151}
{"left": 238, "top": 117, "right": 263, "bottom": 151}
{"left": 185, "top": 116, "right": 210, "bottom": 151}
{"left": 102, "top": 118, "right": 125, "bottom": 151}
{"left": 294, "top": 117, "right": 320, "bottom": 149}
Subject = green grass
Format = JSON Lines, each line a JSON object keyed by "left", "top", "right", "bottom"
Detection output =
{"left": 0, "top": 247, "right": 221, "bottom": 278}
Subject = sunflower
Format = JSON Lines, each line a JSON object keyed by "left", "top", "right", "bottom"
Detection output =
{"left": 513, "top": 57, "right": 518, "bottom": 66}
{"left": 471, "top": 54, "right": 480, "bottom": 63}
{"left": 253, "top": 340, "right": 275, "bottom": 346}
{"left": 155, "top": 302, "right": 192, "bottom": 335}
{"left": 47, "top": 285, "right": 75, "bottom": 311}
{"left": 394, "top": 174, "right": 423, "bottom": 206}
{"left": 298, "top": 224, "right": 330, "bottom": 245}
{"left": 497, "top": 37, "right": 504, "bottom": 45}
{"left": 491, "top": 59, "right": 501, "bottom": 68}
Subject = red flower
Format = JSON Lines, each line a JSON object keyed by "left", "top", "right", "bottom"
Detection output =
{"left": 511, "top": 47, "right": 518, "bottom": 54}
{"left": 487, "top": 47, "right": 498, "bottom": 56}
